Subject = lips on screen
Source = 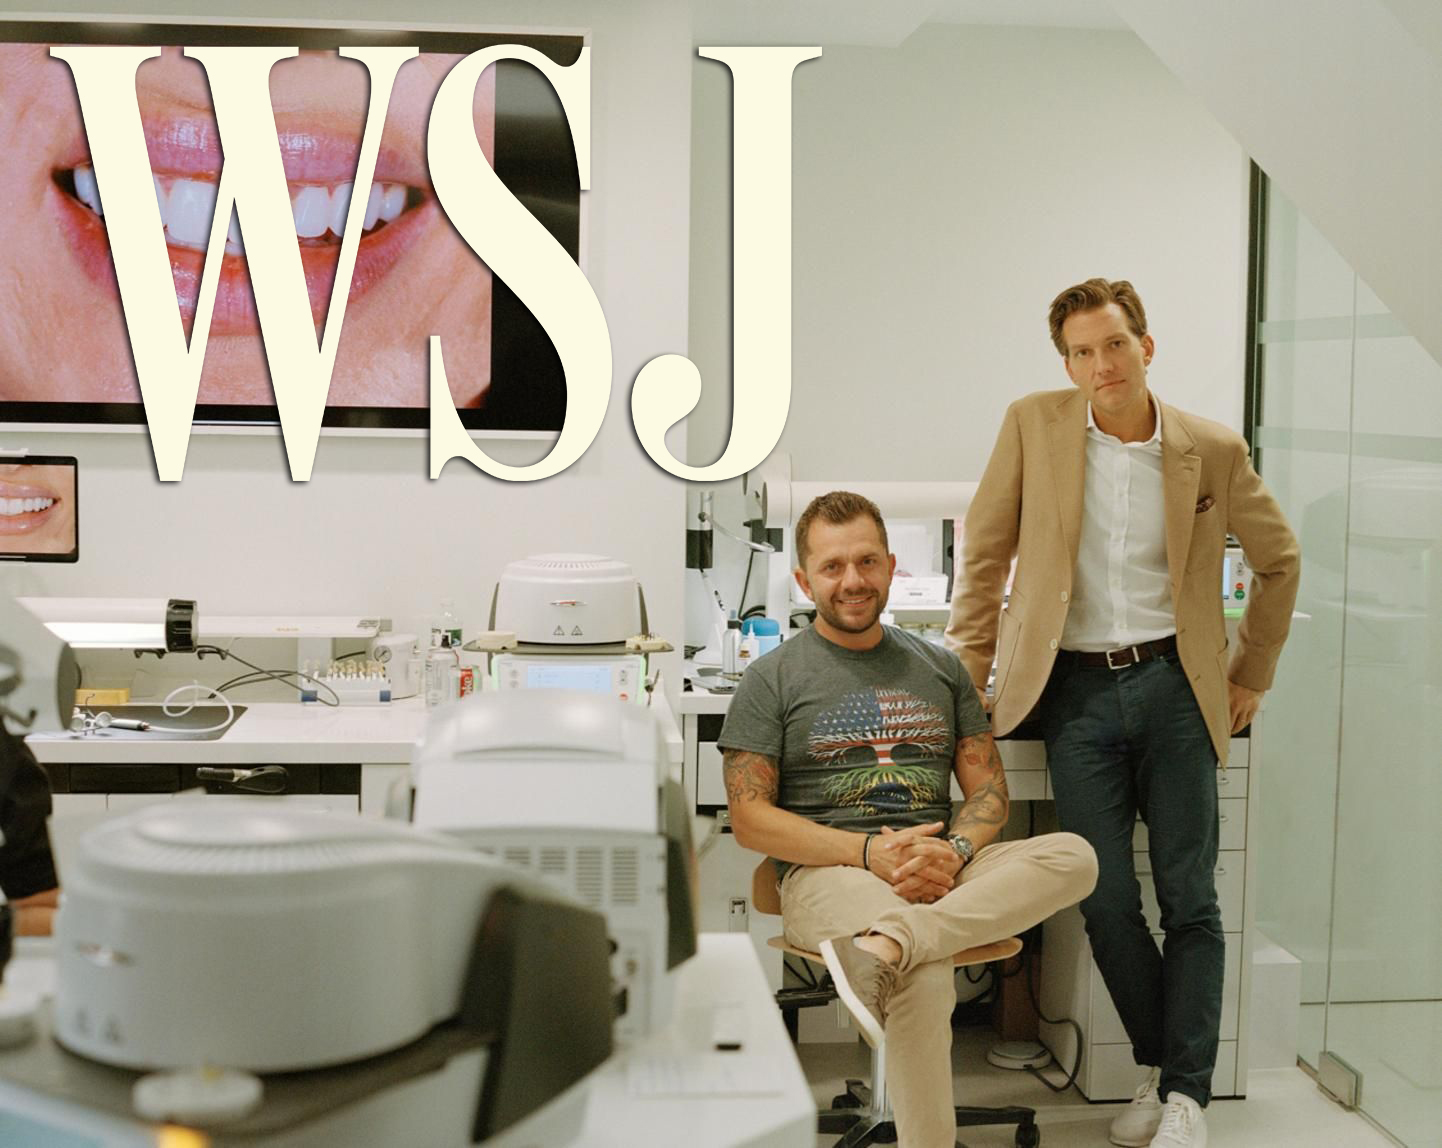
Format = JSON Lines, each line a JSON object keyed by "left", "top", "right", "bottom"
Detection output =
{"left": 0, "top": 456, "right": 77, "bottom": 563}
{"left": 0, "top": 22, "right": 582, "bottom": 432}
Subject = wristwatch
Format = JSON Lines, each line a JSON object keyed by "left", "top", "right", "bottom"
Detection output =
{"left": 947, "top": 834, "right": 975, "bottom": 863}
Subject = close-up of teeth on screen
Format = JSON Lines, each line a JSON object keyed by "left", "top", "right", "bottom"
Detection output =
{"left": 0, "top": 27, "right": 581, "bottom": 433}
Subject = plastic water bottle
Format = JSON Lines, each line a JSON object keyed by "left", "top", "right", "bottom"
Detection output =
{"left": 436, "top": 598, "right": 462, "bottom": 650}
{"left": 424, "top": 640, "right": 461, "bottom": 708}
{"left": 721, "top": 614, "right": 743, "bottom": 678}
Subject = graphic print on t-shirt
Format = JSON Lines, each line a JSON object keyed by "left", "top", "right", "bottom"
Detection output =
{"left": 808, "top": 688, "right": 950, "bottom": 815}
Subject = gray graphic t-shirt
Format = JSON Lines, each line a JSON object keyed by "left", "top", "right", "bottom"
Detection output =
{"left": 717, "top": 626, "right": 991, "bottom": 860}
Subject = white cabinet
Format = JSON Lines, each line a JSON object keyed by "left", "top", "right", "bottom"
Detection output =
{"left": 1040, "top": 737, "right": 1256, "bottom": 1100}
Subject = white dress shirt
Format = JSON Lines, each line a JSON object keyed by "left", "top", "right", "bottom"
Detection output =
{"left": 1061, "top": 396, "right": 1176, "bottom": 652}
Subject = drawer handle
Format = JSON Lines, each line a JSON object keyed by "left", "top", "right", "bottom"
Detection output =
{"left": 1219, "top": 814, "right": 1229, "bottom": 823}
{"left": 1215, "top": 866, "right": 1227, "bottom": 876}
{"left": 1218, "top": 777, "right": 1230, "bottom": 786}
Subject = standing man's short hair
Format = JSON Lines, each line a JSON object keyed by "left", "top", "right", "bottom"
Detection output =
{"left": 794, "top": 491, "right": 889, "bottom": 568}
{"left": 1048, "top": 278, "right": 1149, "bottom": 356}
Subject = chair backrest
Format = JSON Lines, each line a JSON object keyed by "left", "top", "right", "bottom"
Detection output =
{"left": 751, "top": 859, "right": 782, "bottom": 916}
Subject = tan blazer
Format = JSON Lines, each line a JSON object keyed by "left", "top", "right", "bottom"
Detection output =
{"left": 946, "top": 388, "right": 1300, "bottom": 765}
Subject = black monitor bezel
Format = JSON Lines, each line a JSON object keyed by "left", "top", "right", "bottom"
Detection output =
{"left": 0, "top": 453, "right": 78, "bottom": 563}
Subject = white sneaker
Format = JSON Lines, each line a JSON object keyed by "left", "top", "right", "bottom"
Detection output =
{"left": 1149, "top": 1093, "right": 1207, "bottom": 1148}
{"left": 1108, "top": 1066, "right": 1162, "bottom": 1147}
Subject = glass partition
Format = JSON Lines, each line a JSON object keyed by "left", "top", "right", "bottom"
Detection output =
{"left": 1254, "top": 179, "right": 1442, "bottom": 1146}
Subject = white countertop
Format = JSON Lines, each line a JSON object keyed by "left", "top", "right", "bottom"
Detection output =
{"left": 28, "top": 693, "right": 684, "bottom": 768}
{"left": 27, "top": 699, "right": 430, "bottom": 764}
{"left": 578, "top": 933, "right": 814, "bottom": 1147}
{"left": 676, "top": 689, "right": 736, "bottom": 715}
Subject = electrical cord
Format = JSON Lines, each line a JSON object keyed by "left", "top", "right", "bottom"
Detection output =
{"left": 1022, "top": 943, "right": 1085, "bottom": 1094}
{"left": 140, "top": 682, "right": 236, "bottom": 735}
{"left": 215, "top": 670, "right": 341, "bottom": 708}
{"left": 196, "top": 644, "right": 340, "bottom": 707}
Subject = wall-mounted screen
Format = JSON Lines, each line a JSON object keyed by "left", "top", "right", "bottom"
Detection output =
{"left": 0, "top": 455, "right": 78, "bottom": 562}
{"left": 0, "top": 21, "right": 581, "bottom": 433}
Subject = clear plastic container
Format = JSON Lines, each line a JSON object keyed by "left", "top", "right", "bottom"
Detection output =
{"left": 424, "top": 644, "right": 461, "bottom": 708}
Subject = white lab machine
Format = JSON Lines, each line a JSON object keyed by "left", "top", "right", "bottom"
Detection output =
{"left": 0, "top": 801, "right": 616, "bottom": 1147}
{"left": 408, "top": 690, "right": 698, "bottom": 1045}
{"left": 0, "top": 594, "right": 80, "bottom": 736}
{"left": 470, "top": 553, "right": 670, "bottom": 704}
{"left": 368, "top": 629, "right": 422, "bottom": 699}
{"left": 1223, "top": 543, "right": 1252, "bottom": 608}
{"left": 490, "top": 553, "right": 643, "bottom": 644}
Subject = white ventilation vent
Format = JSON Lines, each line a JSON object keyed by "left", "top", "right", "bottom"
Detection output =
{"left": 610, "top": 847, "right": 640, "bottom": 905}
{"left": 502, "top": 846, "right": 533, "bottom": 871}
{"left": 511, "top": 554, "right": 628, "bottom": 575}
{"left": 575, "top": 847, "right": 604, "bottom": 906}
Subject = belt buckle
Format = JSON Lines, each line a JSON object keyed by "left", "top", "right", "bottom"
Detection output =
{"left": 1105, "top": 646, "right": 1138, "bottom": 670}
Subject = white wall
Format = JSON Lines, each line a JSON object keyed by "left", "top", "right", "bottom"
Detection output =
{"left": 689, "top": 23, "right": 1250, "bottom": 484}
{"left": 1, "top": 0, "right": 692, "bottom": 699}
{"left": 687, "top": 22, "right": 1250, "bottom": 617}
{"left": 1114, "top": 0, "right": 1442, "bottom": 373}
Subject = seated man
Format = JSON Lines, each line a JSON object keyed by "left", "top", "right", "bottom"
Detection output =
{"left": 720, "top": 490, "right": 1097, "bottom": 1148}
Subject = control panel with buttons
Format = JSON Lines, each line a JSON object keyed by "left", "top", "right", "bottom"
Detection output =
{"left": 490, "top": 652, "right": 648, "bottom": 704}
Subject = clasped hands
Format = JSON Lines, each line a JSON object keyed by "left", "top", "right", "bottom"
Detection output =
{"left": 866, "top": 821, "right": 960, "bottom": 904}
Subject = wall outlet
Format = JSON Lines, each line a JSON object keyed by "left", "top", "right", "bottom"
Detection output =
{"left": 727, "top": 896, "right": 749, "bottom": 932}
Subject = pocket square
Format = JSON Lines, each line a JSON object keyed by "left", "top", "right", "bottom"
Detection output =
{"left": 1195, "top": 496, "right": 1216, "bottom": 513}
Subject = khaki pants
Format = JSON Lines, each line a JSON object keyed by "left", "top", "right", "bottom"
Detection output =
{"left": 780, "top": 832, "right": 1098, "bottom": 1148}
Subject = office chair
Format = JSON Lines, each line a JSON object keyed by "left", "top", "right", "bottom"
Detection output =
{"left": 751, "top": 861, "right": 1042, "bottom": 1148}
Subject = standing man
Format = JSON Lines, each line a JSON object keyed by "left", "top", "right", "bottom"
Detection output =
{"left": 721, "top": 490, "right": 1097, "bottom": 1148}
{"left": 948, "top": 280, "right": 1300, "bottom": 1148}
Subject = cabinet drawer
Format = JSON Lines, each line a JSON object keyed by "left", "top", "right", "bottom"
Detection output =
{"left": 697, "top": 740, "right": 728, "bottom": 807}
{"left": 1135, "top": 850, "right": 1245, "bottom": 933}
{"left": 1134, "top": 798, "right": 1246, "bottom": 852}
{"left": 1090, "top": 932, "right": 1242, "bottom": 1044}
{"left": 1086, "top": 1040, "right": 1238, "bottom": 1100}
{"left": 949, "top": 768, "right": 1045, "bottom": 802}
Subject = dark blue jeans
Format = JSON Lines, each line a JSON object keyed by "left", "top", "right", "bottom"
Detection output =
{"left": 1040, "top": 648, "right": 1225, "bottom": 1107}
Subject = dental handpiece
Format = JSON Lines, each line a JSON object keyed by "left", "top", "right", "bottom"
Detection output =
{"left": 106, "top": 717, "right": 150, "bottom": 731}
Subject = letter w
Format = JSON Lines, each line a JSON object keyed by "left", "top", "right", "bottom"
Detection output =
{"left": 51, "top": 46, "right": 415, "bottom": 481}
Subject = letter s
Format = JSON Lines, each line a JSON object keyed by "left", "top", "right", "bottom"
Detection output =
{"left": 428, "top": 46, "right": 609, "bottom": 481}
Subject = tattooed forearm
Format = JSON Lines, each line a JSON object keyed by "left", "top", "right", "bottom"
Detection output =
{"left": 952, "top": 731, "right": 1010, "bottom": 839}
{"left": 953, "top": 778, "right": 1010, "bottom": 832}
{"left": 723, "top": 749, "right": 780, "bottom": 805}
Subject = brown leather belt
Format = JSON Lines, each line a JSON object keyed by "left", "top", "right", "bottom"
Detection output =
{"left": 1066, "top": 635, "right": 1178, "bottom": 670}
